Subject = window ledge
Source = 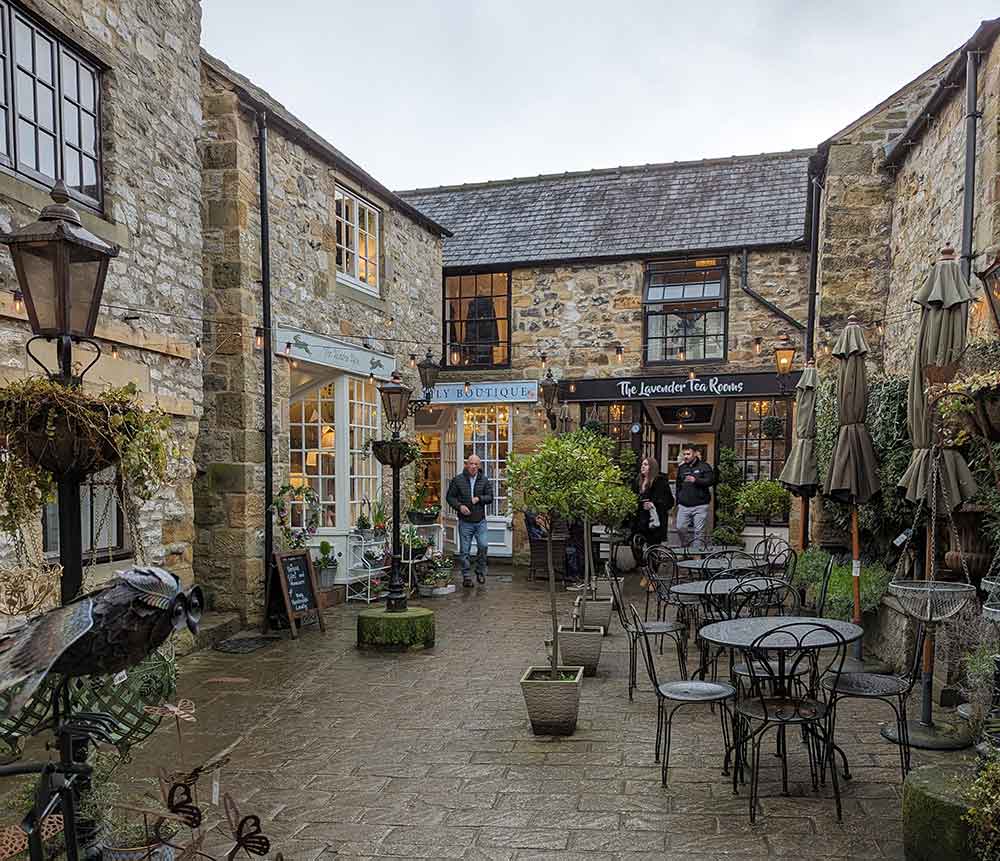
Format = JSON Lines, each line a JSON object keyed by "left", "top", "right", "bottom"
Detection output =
{"left": 0, "top": 172, "right": 129, "bottom": 250}
{"left": 335, "top": 275, "right": 386, "bottom": 309}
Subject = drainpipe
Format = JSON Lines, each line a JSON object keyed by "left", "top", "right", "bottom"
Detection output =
{"left": 806, "top": 175, "right": 822, "bottom": 362}
{"left": 960, "top": 49, "right": 981, "bottom": 282}
{"left": 257, "top": 112, "right": 275, "bottom": 624}
{"left": 739, "top": 249, "right": 807, "bottom": 333}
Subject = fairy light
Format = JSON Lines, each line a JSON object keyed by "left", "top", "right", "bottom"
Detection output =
{"left": 254, "top": 327, "right": 264, "bottom": 349}
{"left": 110, "top": 344, "right": 119, "bottom": 360}
{"left": 463, "top": 381, "right": 472, "bottom": 396}
{"left": 615, "top": 345, "right": 624, "bottom": 362}
{"left": 195, "top": 339, "right": 203, "bottom": 360}
{"left": 13, "top": 290, "right": 22, "bottom": 314}
{"left": 688, "top": 370, "right": 696, "bottom": 381}
{"left": 753, "top": 337, "right": 762, "bottom": 355}
{"left": 569, "top": 382, "right": 576, "bottom": 393}
{"left": 409, "top": 352, "right": 417, "bottom": 368}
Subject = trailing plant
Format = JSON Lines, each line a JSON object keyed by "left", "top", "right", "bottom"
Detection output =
{"left": 270, "top": 482, "right": 319, "bottom": 549}
{"left": 713, "top": 447, "right": 745, "bottom": 539}
{"left": 0, "top": 379, "right": 172, "bottom": 539}
{"left": 815, "top": 371, "right": 913, "bottom": 558}
{"left": 965, "top": 754, "right": 1000, "bottom": 861}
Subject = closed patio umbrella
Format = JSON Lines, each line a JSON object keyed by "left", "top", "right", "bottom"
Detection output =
{"left": 778, "top": 361, "right": 820, "bottom": 498}
{"left": 898, "top": 248, "right": 977, "bottom": 509}
{"left": 824, "top": 316, "right": 880, "bottom": 653}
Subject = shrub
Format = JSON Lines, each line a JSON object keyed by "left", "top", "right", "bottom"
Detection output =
{"left": 736, "top": 480, "right": 791, "bottom": 523}
{"left": 793, "top": 547, "right": 891, "bottom": 620}
{"left": 965, "top": 755, "right": 1000, "bottom": 861}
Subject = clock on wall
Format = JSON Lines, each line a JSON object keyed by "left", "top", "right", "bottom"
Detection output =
{"left": 630, "top": 423, "right": 642, "bottom": 434}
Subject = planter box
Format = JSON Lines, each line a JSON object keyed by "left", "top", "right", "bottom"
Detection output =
{"left": 557, "top": 625, "right": 605, "bottom": 676}
{"left": 592, "top": 577, "right": 622, "bottom": 607}
{"left": 417, "top": 582, "right": 456, "bottom": 597}
{"left": 407, "top": 510, "right": 439, "bottom": 525}
{"left": 520, "top": 665, "right": 584, "bottom": 736}
{"left": 579, "top": 597, "right": 613, "bottom": 633}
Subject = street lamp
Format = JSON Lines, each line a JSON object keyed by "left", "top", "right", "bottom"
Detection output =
{"left": 0, "top": 181, "right": 119, "bottom": 386}
{"left": 773, "top": 338, "right": 797, "bottom": 395}
{"left": 539, "top": 368, "right": 559, "bottom": 431}
{"left": 377, "top": 352, "right": 440, "bottom": 612}
{"left": 0, "top": 181, "right": 119, "bottom": 605}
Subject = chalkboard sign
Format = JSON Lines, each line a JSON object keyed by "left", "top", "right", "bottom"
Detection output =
{"left": 266, "top": 551, "right": 326, "bottom": 638}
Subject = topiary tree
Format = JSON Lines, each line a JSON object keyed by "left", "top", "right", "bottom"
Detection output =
{"left": 736, "top": 479, "right": 791, "bottom": 538}
{"left": 507, "top": 429, "right": 636, "bottom": 676}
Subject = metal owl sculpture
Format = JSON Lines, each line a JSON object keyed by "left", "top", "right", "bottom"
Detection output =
{"left": 0, "top": 566, "right": 203, "bottom": 718}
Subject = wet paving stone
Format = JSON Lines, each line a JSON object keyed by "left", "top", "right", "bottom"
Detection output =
{"left": 96, "top": 568, "right": 966, "bottom": 859}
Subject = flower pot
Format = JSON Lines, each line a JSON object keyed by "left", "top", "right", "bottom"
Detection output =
{"left": 318, "top": 565, "right": 338, "bottom": 589}
{"left": 21, "top": 426, "right": 119, "bottom": 478}
{"left": 519, "top": 665, "right": 584, "bottom": 736}
{"left": 557, "top": 625, "right": 605, "bottom": 676}
{"left": 592, "top": 577, "right": 622, "bottom": 607}
{"left": 103, "top": 842, "right": 176, "bottom": 861}
{"left": 579, "top": 597, "right": 613, "bottom": 633}
{"left": 417, "top": 582, "right": 456, "bottom": 597}
{"left": 407, "top": 509, "right": 439, "bottom": 525}
{"left": 372, "top": 439, "right": 418, "bottom": 468}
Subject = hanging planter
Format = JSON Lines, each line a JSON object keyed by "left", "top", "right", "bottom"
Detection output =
{"left": 371, "top": 438, "right": 420, "bottom": 469}
{"left": 761, "top": 415, "right": 785, "bottom": 440}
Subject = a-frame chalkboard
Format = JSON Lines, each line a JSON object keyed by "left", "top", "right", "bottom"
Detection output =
{"left": 265, "top": 551, "right": 326, "bottom": 638}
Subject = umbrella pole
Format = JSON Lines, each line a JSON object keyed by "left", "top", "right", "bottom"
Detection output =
{"left": 851, "top": 507, "right": 863, "bottom": 660}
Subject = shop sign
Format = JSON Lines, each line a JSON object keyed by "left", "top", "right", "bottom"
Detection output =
{"left": 431, "top": 380, "right": 538, "bottom": 404}
{"left": 275, "top": 326, "right": 396, "bottom": 380}
{"left": 562, "top": 371, "right": 800, "bottom": 402}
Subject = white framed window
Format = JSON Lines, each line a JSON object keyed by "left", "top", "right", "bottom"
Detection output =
{"left": 348, "top": 377, "right": 379, "bottom": 525}
{"left": 43, "top": 466, "right": 126, "bottom": 559}
{"left": 289, "top": 383, "right": 337, "bottom": 528}
{"left": 288, "top": 373, "right": 381, "bottom": 531}
{"left": 462, "top": 405, "right": 511, "bottom": 517}
{"left": 335, "top": 186, "right": 380, "bottom": 295}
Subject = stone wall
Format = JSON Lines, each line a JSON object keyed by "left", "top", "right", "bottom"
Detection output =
{"left": 884, "top": 38, "right": 1000, "bottom": 373}
{"left": 0, "top": 0, "right": 203, "bottom": 584}
{"left": 197, "top": 64, "right": 442, "bottom": 621}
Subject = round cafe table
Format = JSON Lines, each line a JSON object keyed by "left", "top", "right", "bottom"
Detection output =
{"left": 670, "top": 576, "right": 772, "bottom": 600}
{"left": 664, "top": 543, "right": 744, "bottom": 557}
{"left": 698, "top": 616, "right": 863, "bottom": 651}
{"left": 674, "top": 557, "right": 768, "bottom": 575}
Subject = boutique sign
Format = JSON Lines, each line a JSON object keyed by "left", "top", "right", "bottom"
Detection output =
{"left": 431, "top": 380, "right": 539, "bottom": 405}
{"left": 561, "top": 371, "right": 799, "bottom": 402}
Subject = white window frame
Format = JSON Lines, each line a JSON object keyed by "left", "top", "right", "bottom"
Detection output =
{"left": 288, "top": 373, "right": 382, "bottom": 533}
{"left": 335, "top": 185, "right": 380, "bottom": 296}
{"left": 42, "top": 466, "right": 127, "bottom": 560}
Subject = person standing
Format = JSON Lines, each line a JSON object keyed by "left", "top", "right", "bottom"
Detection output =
{"left": 446, "top": 454, "right": 493, "bottom": 586}
{"left": 633, "top": 456, "right": 673, "bottom": 547}
{"left": 675, "top": 445, "right": 715, "bottom": 550}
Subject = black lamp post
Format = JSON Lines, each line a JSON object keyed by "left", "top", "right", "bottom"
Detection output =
{"left": 540, "top": 368, "right": 559, "bottom": 431}
{"left": 378, "top": 350, "right": 440, "bottom": 613}
{"left": 0, "top": 181, "right": 119, "bottom": 604}
{"left": 773, "top": 338, "right": 797, "bottom": 395}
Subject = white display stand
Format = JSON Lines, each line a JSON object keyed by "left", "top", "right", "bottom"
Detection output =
{"left": 339, "top": 532, "right": 390, "bottom": 603}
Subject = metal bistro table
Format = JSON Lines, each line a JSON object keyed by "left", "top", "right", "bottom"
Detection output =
{"left": 675, "top": 557, "right": 768, "bottom": 576}
{"left": 671, "top": 576, "right": 773, "bottom": 600}
{"left": 699, "top": 616, "right": 865, "bottom": 783}
{"left": 665, "top": 543, "right": 745, "bottom": 557}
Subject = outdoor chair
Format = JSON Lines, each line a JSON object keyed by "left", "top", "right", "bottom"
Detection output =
{"left": 733, "top": 621, "right": 846, "bottom": 824}
{"left": 753, "top": 536, "right": 792, "bottom": 564}
{"left": 699, "top": 549, "right": 758, "bottom": 577}
{"left": 610, "top": 574, "right": 687, "bottom": 700}
{"left": 820, "top": 622, "right": 925, "bottom": 780}
{"left": 799, "top": 555, "right": 835, "bottom": 617}
{"left": 630, "top": 604, "right": 735, "bottom": 785}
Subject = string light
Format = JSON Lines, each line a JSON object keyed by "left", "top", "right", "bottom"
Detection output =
{"left": 568, "top": 382, "right": 576, "bottom": 393}
{"left": 678, "top": 350, "right": 686, "bottom": 362}
{"left": 753, "top": 337, "right": 762, "bottom": 355}
{"left": 110, "top": 344, "right": 119, "bottom": 360}
{"left": 463, "top": 381, "right": 472, "bottom": 396}
{"left": 615, "top": 345, "right": 624, "bottom": 362}
{"left": 876, "top": 320, "right": 885, "bottom": 337}
{"left": 284, "top": 341, "right": 292, "bottom": 357}
{"left": 540, "top": 353, "right": 547, "bottom": 368}
{"left": 409, "top": 352, "right": 417, "bottom": 368}
{"left": 688, "top": 370, "right": 696, "bottom": 381}
{"left": 13, "top": 290, "right": 22, "bottom": 314}
{"left": 450, "top": 347, "right": 461, "bottom": 365}
{"left": 254, "top": 327, "right": 264, "bottom": 349}
{"left": 195, "top": 339, "right": 202, "bottom": 360}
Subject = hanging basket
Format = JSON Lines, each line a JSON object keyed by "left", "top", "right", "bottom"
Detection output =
{"left": 761, "top": 415, "right": 785, "bottom": 440}
{"left": 972, "top": 389, "right": 1000, "bottom": 442}
{"left": 887, "top": 580, "right": 976, "bottom": 624}
{"left": 371, "top": 439, "right": 419, "bottom": 469}
{"left": 19, "top": 423, "right": 119, "bottom": 478}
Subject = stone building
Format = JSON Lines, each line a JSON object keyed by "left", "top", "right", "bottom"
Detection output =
{"left": 196, "top": 53, "right": 447, "bottom": 621}
{"left": 0, "top": 0, "right": 204, "bottom": 586}
{"left": 402, "top": 152, "right": 813, "bottom": 559}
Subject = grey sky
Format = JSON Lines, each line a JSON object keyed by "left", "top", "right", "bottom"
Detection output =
{"left": 202, "top": 1, "right": 997, "bottom": 191}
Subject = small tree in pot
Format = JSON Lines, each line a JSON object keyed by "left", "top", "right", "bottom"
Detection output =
{"left": 736, "top": 479, "right": 791, "bottom": 539}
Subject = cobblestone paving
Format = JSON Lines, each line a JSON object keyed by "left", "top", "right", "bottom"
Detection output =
{"left": 127, "top": 570, "right": 962, "bottom": 860}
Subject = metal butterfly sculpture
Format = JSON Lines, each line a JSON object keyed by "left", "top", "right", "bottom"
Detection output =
{"left": 0, "top": 566, "right": 203, "bottom": 717}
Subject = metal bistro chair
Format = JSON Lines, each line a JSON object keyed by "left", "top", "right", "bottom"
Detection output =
{"left": 734, "top": 621, "right": 847, "bottom": 824}
{"left": 800, "top": 555, "right": 836, "bottom": 617}
{"left": 630, "top": 604, "right": 735, "bottom": 785}
{"left": 753, "top": 535, "right": 792, "bottom": 565}
{"left": 821, "top": 622, "right": 926, "bottom": 780}
{"left": 611, "top": 570, "right": 688, "bottom": 699}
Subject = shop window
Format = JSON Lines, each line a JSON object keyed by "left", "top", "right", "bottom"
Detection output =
{"left": 463, "top": 405, "right": 510, "bottom": 516}
{"left": 43, "top": 467, "right": 126, "bottom": 560}
{"left": 580, "top": 401, "right": 633, "bottom": 457}
{"left": 644, "top": 258, "right": 727, "bottom": 365}
{"left": 734, "top": 398, "right": 791, "bottom": 484}
{"left": 444, "top": 272, "right": 510, "bottom": 368}
{"left": 0, "top": 3, "right": 102, "bottom": 205}
{"left": 289, "top": 383, "right": 337, "bottom": 527}
{"left": 348, "top": 377, "right": 379, "bottom": 524}
{"left": 335, "top": 185, "right": 379, "bottom": 294}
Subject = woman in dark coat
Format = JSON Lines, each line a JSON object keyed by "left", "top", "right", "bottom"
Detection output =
{"left": 633, "top": 456, "right": 674, "bottom": 546}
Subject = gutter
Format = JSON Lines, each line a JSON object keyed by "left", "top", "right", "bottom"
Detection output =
{"left": 960, "top": 48, "right": 981, "bottom": 281}
{"left": 883, "top": 19, "right": 999, "bottom": 168}
{"left": 739, "top": 249, "right": 807, "bottom": 333}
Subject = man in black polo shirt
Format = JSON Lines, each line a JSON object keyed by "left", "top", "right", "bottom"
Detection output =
{"left": 675, "top": 445, "right": 715, "bottom": 550}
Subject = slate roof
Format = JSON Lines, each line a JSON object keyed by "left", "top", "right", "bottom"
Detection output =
{"left": 399, "top": 150, "right": 812, "bottom": 269}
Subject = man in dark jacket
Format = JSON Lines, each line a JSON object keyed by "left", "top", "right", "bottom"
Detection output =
{"left": 675, "top": 445, "right": 715, "bottom": 550}
{"left": 445, "top": 454, "right": 494, "bottom": 586}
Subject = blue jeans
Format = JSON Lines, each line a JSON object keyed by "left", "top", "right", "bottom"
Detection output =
{"left": 458, "top": 518, "right": 489, "bottom": 579}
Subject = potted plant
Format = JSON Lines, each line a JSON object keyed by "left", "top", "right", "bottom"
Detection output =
{"left": 401, "top": 525, "right": 431, "bottom": 561}
{"left": 370, "top": 498, "right": 389, "bottom": 537}
{"left": 407, "top": 482, "right": 441, "bottom": 525}
{"left": 558, "top": 601, "right": 604, "bottom": 677}
{"left": 736, "top": 479, "right": 791, "bottom": 539}
{"left": 315, "top": 540, "right": 339, "bottom": 589}
{"left": 417, "top": 556, "right": 456, "bottom": 597}
{"left": 712, "top": 447, "right": 746, "bottom": 547}
{"left": 355, "top": 510, "right": 373, "bottom": 539}
{"left": 761, "top": 414, "right": 785, "bottom": 440}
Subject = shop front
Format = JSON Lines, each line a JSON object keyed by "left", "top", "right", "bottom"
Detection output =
{"left": 561, "top": 370, "right": 801, "bottom": 537}
{"left": 415, "top": 379, "right": 539, "bottom": 557}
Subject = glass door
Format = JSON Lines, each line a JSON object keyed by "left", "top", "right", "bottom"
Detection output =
{"left": 461, "top": 404, "right": 513, "bottom": 557}
{"left": 660, "top": 432, "right": 715, "bottom": 540}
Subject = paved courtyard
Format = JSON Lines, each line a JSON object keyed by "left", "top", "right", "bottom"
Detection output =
{"left": 127, "top": 570, "right": 961, "bottom": 860}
